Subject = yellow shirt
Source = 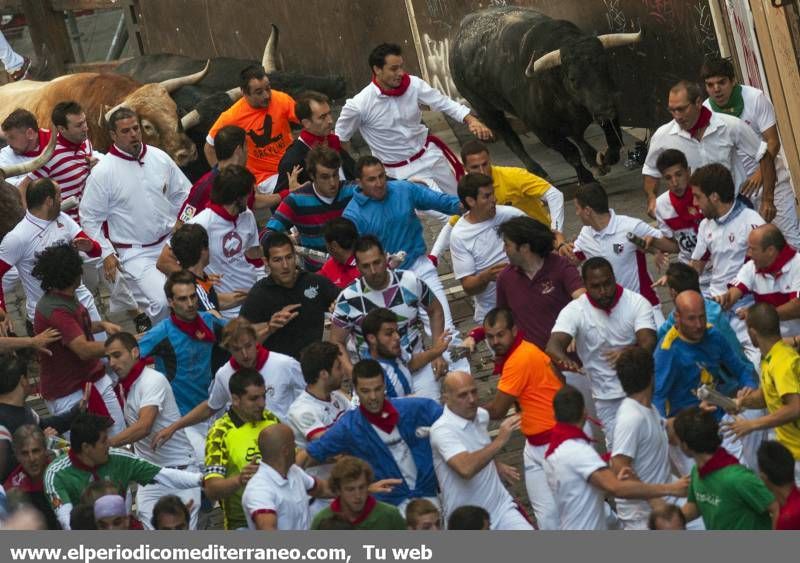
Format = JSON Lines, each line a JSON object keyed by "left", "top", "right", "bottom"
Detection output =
{"left": 760, "top": 341, "right": 800, "bottom": 459}
{"left": 491, "top": 165, "right": 553, "bottom": 226}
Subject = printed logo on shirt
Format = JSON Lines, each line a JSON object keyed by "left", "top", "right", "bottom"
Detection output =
{"left": 539, "top": 280, "right": 555, "bottom": 295}
{"left": 222, "top": 231, "right": 243, "bottom": 258}
{"left": 304, "top": 284, "right": 319, "bottom": 299}
{"left": 162, "top": 183, "right": 168, "bottom": 195}
{"left": 248, "top": 114, "right": 283, "bottom": 148}
{"left": 729, "top": 233, "right": 735, "bottom": 244}
{"left": 695, "top": 491, "right": 721, "bottom": 506}
{"left": 180, "top": 205, "right": 197, "bottom": 223}
{"left": 613, "top": 243, "right": 624, "bottom": 254}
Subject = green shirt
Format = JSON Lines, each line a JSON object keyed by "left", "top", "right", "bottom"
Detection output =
{"left": 204, "top": 408, "right": 279, "bottom": 530}
{"left": 688, "top": 461, "right": 774, "bottom": 530}
{"left": 311, "top": 496, "right": 406, "bottom": 530}
{"left": 44, "top": 448, "right": 161, "bottom": 511}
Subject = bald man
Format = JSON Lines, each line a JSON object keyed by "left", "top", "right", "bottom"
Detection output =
{"left": 654, "top": 290, "right": 762, "bottom": 470}
{"left": 242, "top": 424, "right": 329, "bottom": 530}
{"left": 429, "top": 372, "right": 533, "bottom": 530}
{"left": 716, "top": 224, "right": 800, "bottom": 339}
{"left": 730, "top": 303, "right": 800, "bottom": 485}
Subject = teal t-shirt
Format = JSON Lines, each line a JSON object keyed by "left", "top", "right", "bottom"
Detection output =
{"left": 688, "top": 463, "right": 774, "bottom": 530}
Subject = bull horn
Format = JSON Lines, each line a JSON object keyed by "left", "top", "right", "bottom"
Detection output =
{"left": 226, "top": 86, "right": 243, "bottom": 102}
{"left": 181, "top": 87, "right": 241, "bottom": 130}
{"left": 262, "top": 24, "right": 278, "bottom": 73}
{"left": 104, "top": 102, "right": 128, "bottom": 124}
{"left": 597, "top": 30, "right": 643, "bottom": 50}
{"left": 525, "top": 49, "right": 561, "bottom": 77}
{"left": 0, "top": 131, "right": 56, "bottom": 178}
{"left": 180, "top": 109, "right": 201, "bottom": 130}
{"left": 159, "top": 59, "right": 210, "bottom": 93}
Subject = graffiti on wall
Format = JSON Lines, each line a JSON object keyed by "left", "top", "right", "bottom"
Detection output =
{"left": 422, "top": 32, "right": 465, "bottom": 103}
{"left": 693, "top": 2, "right": 718, "bottom": 57}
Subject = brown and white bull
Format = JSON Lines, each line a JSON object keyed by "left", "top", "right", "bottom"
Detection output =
{"left": 0, "top": 66, "right": 209, "bottom": 167}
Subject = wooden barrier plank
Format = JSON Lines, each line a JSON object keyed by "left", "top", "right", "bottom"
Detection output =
{"left": 51, "top": 0, "right": 121, "bottom": 10}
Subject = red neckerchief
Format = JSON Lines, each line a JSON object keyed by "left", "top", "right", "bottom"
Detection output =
{"left": 698, "top": 447, "right": 739, "bottom": 478}
{"left": 360, "top": 399, "right": 399, "bottom": 434}
{"left": 119, "top": 357, "right": 155, "bottom": 399}
{"left": 299, "top": 129, "right": 342, "bottom": 153}
{"left": 330, "top": 495, "right": 377, "bottom": 526}
{"left": 4, "top": 464, "right": 42, "bottom": 493}
{"left": 756, "top": 245, "right": 797, "bottom": 277}
{"left": 544, "top": 422, "right": 593, "bottom": 459}
{"left": 372, "top": 73, "right": 411, "bottom": 96}
{"left": 56, "top": 132, "right": 85, "bottom": 153}
{"left": 208, "top": 203, "right": 239, "bottom": 225}
{"left": 21, "top": 129, "right": 52, "bottom": 157}
{"left": 229, "top": 344, "right": 269, "bottom": 371}
{"left": 108, "top": 143, "right": 147, "bottom": 165}
{"left": 668, "top": 187, "right": 703, "bottom": 227}
{"left": 688, "top": 106, "right": 712, "bottom": 139}
{"left": 68, "top": 449, "right": 101, "bottom": 480}
{"left": 492, "top": 330, "right": 526, "bottom": 375}
{"left": 170, "top": 313, "right": 215, "bottom": 342}
{"left": 585, "top": 284, "right": 624, "bottom": 314}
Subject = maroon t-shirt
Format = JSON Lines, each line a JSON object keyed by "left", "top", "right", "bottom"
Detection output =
{"left": 33, "top": 291, "right": 104, "bottom": 401}
{"left": 777, "top": 487, "right": 800, "bottom": 530}
{"left": 496, "top": 253, "right": 584, "bottom": 350}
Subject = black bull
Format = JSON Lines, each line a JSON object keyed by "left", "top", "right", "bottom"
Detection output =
{"left": 450, "top": 7, "right": 642, "bottom": 184}
{"left": 115, "top": 55, "right": 346, "bottom": 181}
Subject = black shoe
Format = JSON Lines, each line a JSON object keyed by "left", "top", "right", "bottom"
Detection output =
{"left": 134, "top": 313, "right": 152, "bottom": 333}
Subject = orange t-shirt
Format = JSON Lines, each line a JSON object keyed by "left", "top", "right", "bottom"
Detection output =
{"left": 207, "top": 90, "right": 298, "bottom": 183}
{"left": 496, "top": 340, "right": 562, "bottom": 437}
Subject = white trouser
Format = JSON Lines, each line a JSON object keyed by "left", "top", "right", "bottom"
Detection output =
{"left": 493, "top": 504, "right": 534, "bottom": 530}
{"left": 82, "top": 257, "right": 139, "bottom": 314}
{"left": 117, "top": 246, "right": 169, "bottom": 322}
{"left": 257, "top": 174, "right": 279, "bottom": 195}
{"left": 722, "top": 409, "right": 767, "bottom": 471}
{"left": 184, "top": 421, "right": 210, "bottom": 466}
{"left": 726, "top": 300, "right": 761, "bottom": 369}
{"left": 136, "top": 464, "right": 201, "bottom": 530}
{"left": 2, "top": 266, "right": 20, "bottom": 303}
{"left": 594, "top": 396, "right": 625, "bottom": 451}
{"left": 619, "top": 497, "right": 705, "bottom": 530}
{"left": 410, "top": 363, "right": 440, "bottom": 402}
{"left": 45, "top": 373, "right": 126, "bottom": 437}
{"left": 386, "top": 144, "right": 458, "bottom": 195}
{"left": 409, "top": 255, "right": 470, "bottom": 374}
{"left": 750, "top": 172, "right": 800, "bottom": 249}
{"left": 523, "top": 441, "right": 558, "bottom": 530}
{"left": 0, "top": 30, "right": 24, "bottom": 72}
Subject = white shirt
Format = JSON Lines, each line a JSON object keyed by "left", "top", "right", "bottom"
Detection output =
{"left": 0, "top": 130, "right": 52, "bottom": 187}
{"left": 286, "top": 390, "right": 352, "bottom": 449}
{"left": 544, "top": 438, "right": 608, "bottom": 530}
{"left": 80, "top": 145, "right": 191, "bottom": 259}
{"left": 335, "top": 75, "right": 471, "bottom": 162}
{"left": 373, "top": 424, "right": 417, "bottom": 490}
{"left": 208, "top": 351, "right": 305, "bottom": 422}
{"left": 643, "top": 112, "right": 765, "bottom": 193}
{"left": 450, "top": 205, "right": 525, "bottom": 321}
{"left": 552, "top": 289, "right": 656, "bottom": 399}
{"left": 122, "top": 366, "right": 196, "bottom": 468}
{"left": 0, "top": 211, "right": 96, "bottom": 319}
{"left": 692, "top": 203, "right": 765, "bottom": 296}
{"left": 184, "top": 207, "right": 261, "bottom": 316}
{"left": 430, "top": 407, "right": 517, "bottom": 526}
{"left": 612, "top": 397, "right": 672, "bottom": 525}
{"left": 242, "top": 462, "right": 316, "bottom": 530}
{"left": 730, "top": 250, "right": 800, "bottom": 336}
{"left": 573, "top": 210, "right": 662, "bottom": 305}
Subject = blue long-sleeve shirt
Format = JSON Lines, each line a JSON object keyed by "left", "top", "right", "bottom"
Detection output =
{"left": 654, "top": 325, "right": 757, "bottom": 418}
{"left": 342, "top": 180, "right": 461, "bottom": 268}
{"left": 306, "top": 397, "right": 443, "bottom": 506}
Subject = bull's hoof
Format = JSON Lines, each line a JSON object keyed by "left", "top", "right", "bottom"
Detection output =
{"left": 591, "top": 163, "right": 610, "bottom": 176}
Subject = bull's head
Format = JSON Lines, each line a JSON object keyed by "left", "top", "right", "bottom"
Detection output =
{"left": 180, "top": 24, "right": 279, "bottom": 131}
{"left": 105, "top": 63, "right": 210, "bottom": 167}
{"left": 525, "top": 31, "right": 641, "bottom": 123}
